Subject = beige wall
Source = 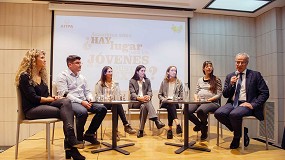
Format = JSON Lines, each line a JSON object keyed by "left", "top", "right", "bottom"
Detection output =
{"left": 0, "top": 2, "right": 284, "bottom": 146}
{"left": 189, "top": 13, "right": 256, "bottom": 101}
{"left": 255, "top": 7, "right": 285, "bottom": 145}
{"left": 0, "top": 2, "right": 52, "bottom": 146}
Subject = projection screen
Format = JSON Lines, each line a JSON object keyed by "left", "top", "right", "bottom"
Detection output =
{"left": 51, "top": 8, "right": 189, "bottom": 108}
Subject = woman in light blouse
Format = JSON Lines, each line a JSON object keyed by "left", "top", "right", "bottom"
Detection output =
{"left": 188, "top": 61, "right": 222, "bottom": 140}
{"left": 95, "top": 66, "right": 136, "bottom": 135}
{"left": 158, "top": 66, "right": 183, "bottom": 139}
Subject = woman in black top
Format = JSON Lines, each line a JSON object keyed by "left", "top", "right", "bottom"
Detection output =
{"left": 15, "top": 49, "right": 85, "bottom": 160}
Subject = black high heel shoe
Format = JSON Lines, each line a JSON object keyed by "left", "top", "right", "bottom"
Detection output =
{"left": 67, "top": 137, "right": 84, "bottom": 149}
{"left": 65, "top": 148, "right": 86, "bottom": 160}
{"left": 65, "top": 138, "right": 84, "bottom": 150}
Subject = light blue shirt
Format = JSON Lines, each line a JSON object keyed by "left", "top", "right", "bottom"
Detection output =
{"left": 56, "top": 69, "right": 93, "bottom": 104}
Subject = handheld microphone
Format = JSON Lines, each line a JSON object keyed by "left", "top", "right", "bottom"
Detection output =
{"left": 63, "top": 91, "right": 69, "bottom": 97}
{"left": 235, "top": 71, "right": 239, "bottom": 76}
{"left": 232, "top": 71, "right": 239, "bottom": 86}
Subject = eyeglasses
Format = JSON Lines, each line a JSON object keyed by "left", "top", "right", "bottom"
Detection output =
{"left": 235, "top": 61, "right": 247, "bottom": 65}
{"left": 72, "top": 62, "right": 83, "bottom": 65}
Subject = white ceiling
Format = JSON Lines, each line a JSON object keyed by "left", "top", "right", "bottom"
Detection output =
{"left": 1, "top": 0, "right": 285, "bottom": 17}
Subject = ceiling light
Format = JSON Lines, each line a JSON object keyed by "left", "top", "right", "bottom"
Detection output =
{"left": 204, "top": 0, "right": 274, "bottom": 13}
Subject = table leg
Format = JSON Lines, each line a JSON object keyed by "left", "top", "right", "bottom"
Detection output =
{"left": 91, "top": 103, "right": 135, "bottom": 155}
{"left": 165, "top": 103, "right": 211, "bottom": 153}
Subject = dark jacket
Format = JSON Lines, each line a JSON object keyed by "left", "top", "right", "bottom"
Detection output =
{"left": 223, "top": 69, "right": 269, "bottom": 120}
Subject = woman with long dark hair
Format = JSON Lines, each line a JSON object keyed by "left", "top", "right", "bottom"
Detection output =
{"left": 129, "top": 65, "right": 165, "bottom": 138}
{"left": 188, "top": 61, "right": 222, "bottom": 140}
{"left": 95, "top": 66, "right": 136, "bottom": 135}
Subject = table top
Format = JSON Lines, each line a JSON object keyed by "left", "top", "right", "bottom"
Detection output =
{"left": 91, "top": 100, "right": 139, "bottom": 105}
{"left": 162, "top": 100, "right": 211, "bottom": 105}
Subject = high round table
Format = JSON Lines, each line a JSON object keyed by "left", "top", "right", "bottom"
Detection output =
{"left": 90, "top": 100, "right": 138, "bottom": 155}
{"left": 163, "top": 100, "right": 212, "bottom": 153}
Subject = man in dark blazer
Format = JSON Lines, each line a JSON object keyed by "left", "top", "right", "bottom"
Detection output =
{"left": 129, "top": 65, "right": 165, "bottom": 138}
{"left": 214, "top": 53, "right": 269, "bottom": 149}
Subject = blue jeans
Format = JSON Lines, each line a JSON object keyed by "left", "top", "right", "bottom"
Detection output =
{"left": 72, "top": 102, "right": 107, "bottom": 141}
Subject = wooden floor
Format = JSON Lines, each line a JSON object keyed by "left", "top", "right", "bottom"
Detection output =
{"left": 1, "top": 126, "right": 284, "bottom": 160}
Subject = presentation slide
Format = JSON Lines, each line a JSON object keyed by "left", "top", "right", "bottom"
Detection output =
{"left": 52, "top": 14, "right": 187, "bottom": 100}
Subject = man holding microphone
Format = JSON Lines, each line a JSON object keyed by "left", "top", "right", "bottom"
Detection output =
{"left": 214, "top": 53, "right": 269, "bottom": 149}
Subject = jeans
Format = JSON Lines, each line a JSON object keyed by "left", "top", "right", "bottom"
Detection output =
{"left": 72, "top": 102, "right": 107, "bottom": 141}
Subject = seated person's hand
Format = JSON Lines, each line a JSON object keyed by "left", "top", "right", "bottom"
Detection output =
{"left": 53, "top": 96, "right": 63, "bottom": 100}
{"left": 137, "top": 96, "right": 149, "bottom": 102}
{"left": 46, "top": 96, "right": 55, "bottom": 102}
{"left": 136, "top": 96, "right": 145, "bottom": 102}
{"left": 230, "top": 75, "right": 238, "bottom": 85}
{"left": 143, "top": 95, "right": 151, "bottom": 102}
{"left": 193, "top": 97, "right": 200, "bottom": 102}
{"left": 81, "top": 100, "right": 92, "bottom": 109}
{"left": 240, "top": 102, "right": 253, "bottom": 109}
{"left": 206, "top": 98, "right": 213, "bottom": 102}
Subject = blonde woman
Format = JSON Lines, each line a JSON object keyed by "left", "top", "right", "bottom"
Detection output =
{"left": 15, "top": 49, "right": 85, "bottom": 160}
{"left": 158, "top": 66, "right": 183, "bottom": 139}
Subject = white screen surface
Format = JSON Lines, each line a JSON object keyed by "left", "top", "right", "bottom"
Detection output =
{"left": 52, "top": 13, "right": 187, "bottom": 104}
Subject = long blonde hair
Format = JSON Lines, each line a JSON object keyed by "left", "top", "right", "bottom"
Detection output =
{"left": 164, "top": 66, "right": 177, "bottom": 81}
{"left": 15, "top": 49, "right": 48, "bottom": 86}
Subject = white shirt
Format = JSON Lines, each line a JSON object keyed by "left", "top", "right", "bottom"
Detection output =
{"left": 167, "top": 82, "right": 175, "bottom": 99}
{"left": 137, "top": 78, "right": 145, "bottom": 97}
{"left": 233, "top": 69, "right": 247, "bottom": 101}
{"left": 56, "top": 69, "right": 93, "bottom": 103}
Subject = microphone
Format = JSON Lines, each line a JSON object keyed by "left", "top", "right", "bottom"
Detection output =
{"left": 232, "top": 71, "right": 239, "bottom": 86}
{"left": 63, "top": 91, "right": 69, "bottom": 97}
{"left": 235, "top": 71, "right": 239, "bottom": 76}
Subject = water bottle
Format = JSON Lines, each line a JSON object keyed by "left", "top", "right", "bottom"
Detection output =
{"left": 114, "top": 82, "right": 121, "bottom": 100}
{"left": 183, "top": 83, "right": 190, "bottom": 101}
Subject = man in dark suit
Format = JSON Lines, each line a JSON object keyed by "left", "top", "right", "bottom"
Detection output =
{"left": 214, "top": 53, "right": 269, "bottom": 149}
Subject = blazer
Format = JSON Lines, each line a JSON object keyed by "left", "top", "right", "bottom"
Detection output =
{"left": 158, "top": 79, "right": 183, "bottom": 108}
{"left": 223, "top": 69, "right": 269, "bottom": 120}
{"left": 129, "top": 78, "right": 152, "bottom": 108}
{"left": 95, "top": 80, "right": 116, "bottom": 95}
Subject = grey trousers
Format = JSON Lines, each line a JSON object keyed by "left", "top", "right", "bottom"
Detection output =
{"left": 132, "top": 101, "right": 158, "bottom": 131}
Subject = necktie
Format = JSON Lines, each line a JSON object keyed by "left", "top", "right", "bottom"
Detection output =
{"left": 233, "top": 73, "right": 243, "bottom": 108}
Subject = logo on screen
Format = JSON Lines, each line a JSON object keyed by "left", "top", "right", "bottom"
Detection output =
{"left": 171, "top": 25, "right": 183, "bottom": 33}
{"left": 60, "top": 20, "right": 74, "bottom": 29}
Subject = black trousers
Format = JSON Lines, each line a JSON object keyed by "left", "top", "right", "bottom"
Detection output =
{"left": 105, "top": 104, "right": 128, "bottom": 125}
{"left": 161, "top": 103, "right": 179, "bottom": 126}
{"left": 188, "top": 102, "right": 219, "bottom": 127}
{"left": 26, "top": 98, "right": 76, "bottom": 140}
